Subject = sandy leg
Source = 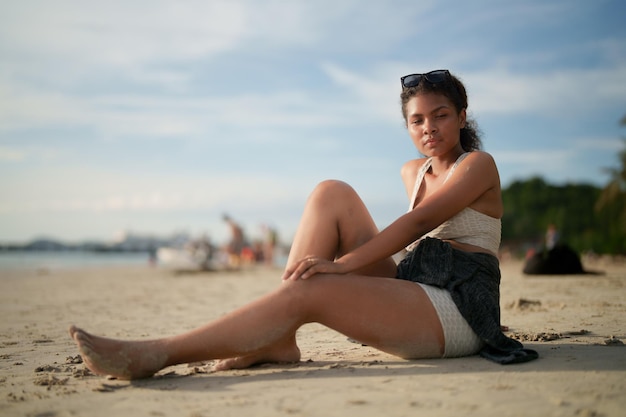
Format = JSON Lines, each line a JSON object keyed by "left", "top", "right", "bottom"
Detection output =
{"left": 69, "top": 325, "right": 168, "bottom": 380}
{"left": 212, "top": 336, "right": 301, "bottom": 371}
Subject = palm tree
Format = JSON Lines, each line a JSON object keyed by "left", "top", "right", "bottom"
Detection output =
{"left": 595, "top": 115, "right": 626, "bottom": 235}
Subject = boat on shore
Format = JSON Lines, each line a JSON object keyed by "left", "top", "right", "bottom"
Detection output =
{"left": 156, "top": 243, "right": 230, "bottom": 272}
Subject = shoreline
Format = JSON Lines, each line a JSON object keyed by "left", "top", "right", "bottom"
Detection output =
{"left": 1, "top": 260, "right": 625, "bottom": 416}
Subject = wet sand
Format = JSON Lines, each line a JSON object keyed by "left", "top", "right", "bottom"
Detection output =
{"left": 1, "top": 259, "right": 625, "bottom": 417}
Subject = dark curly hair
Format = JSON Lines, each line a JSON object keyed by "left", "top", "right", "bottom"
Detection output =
{"left": 400, "top": 71, "right": 482, "bottom": 152}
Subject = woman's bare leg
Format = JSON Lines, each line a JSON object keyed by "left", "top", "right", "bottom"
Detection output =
{"left": 70, "top": 274, "right": 443, "bottom": 380}
{"left": 287, "top": 180, "right": 397, "bottom": 276}
{"left": 215, "top": 180, "right": 397, "bottom": 369}
{"left": 69, "top": 180, "right": 409, "bottom": 378}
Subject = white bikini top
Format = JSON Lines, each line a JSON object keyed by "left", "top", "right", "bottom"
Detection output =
{"left": 405, "top": 152, "right": 501, "bottom": 255}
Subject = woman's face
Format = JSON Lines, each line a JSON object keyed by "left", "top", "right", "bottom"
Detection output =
{"left": 404, "top": 93, "right": 466, "bottom": 157}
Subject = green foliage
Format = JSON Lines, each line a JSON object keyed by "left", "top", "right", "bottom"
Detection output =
{"left": 501, "top": 178, "right": 625, "bottom": 255}
{"left": 595, "top": 137, "right": 626, "bottom": 234}
{"left": 501, "top": 115, "right": 626, "bottom": 255}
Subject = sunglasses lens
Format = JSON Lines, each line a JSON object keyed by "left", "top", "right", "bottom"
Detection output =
{"left": 424, "top": 70, "right": 449, "bottom": 83}
{"left": 402, "top": 74, "right": 422, "bottom": 88}
{"left": 401, "top": 70, "right": 449, "bottom": 89}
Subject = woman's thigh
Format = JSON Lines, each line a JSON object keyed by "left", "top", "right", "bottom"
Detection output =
{"left": 287, "top": 274, "right": 445, "bottom": 359}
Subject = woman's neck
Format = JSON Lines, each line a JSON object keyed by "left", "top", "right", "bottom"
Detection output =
{"left": 428, "top": 147, "right": 466, "bottom": 177}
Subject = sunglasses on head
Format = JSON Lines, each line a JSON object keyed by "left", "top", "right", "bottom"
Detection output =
{"left": 401, "top": 69, "right": 450, "bottom": 89}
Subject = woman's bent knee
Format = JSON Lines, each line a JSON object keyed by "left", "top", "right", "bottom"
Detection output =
{"left": 313, "top": 180, "right": 357, "bottom": 200}
{"left": 276, "top": 278, "right": 317, "bottom": 308}
{"left": 277, "top": 275, "right": 344, "bottom": 308}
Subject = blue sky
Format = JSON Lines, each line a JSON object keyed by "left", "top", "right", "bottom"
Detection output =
{"left": 1, "top": 0, "right": 625, "bottom": 245}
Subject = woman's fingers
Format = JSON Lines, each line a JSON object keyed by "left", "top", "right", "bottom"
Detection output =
{"left": 299, "top": 258, "right": 320, "bottom": 280}
{"left": 281, "top": 258, "right": 308, "bottom": 281}
{"left": 282, "top": 257, "right": 331, "bottom": 281}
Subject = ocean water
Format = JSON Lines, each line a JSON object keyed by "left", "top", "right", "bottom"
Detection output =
{"left": 0, "top": 251, "right": 151, "bottom": 270}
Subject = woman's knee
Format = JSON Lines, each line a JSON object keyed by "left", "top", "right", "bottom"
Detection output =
{"left": 312, "top": 180, "right": 357, "bottom": 202}
{"left": 276, "top": 276, "right": 338, "bottom": 319}
{"left": 275, "top": 278, "right": 314, "bottom": 311}
{"left": 308, "top": 180, "right": 366, "bottom": 218}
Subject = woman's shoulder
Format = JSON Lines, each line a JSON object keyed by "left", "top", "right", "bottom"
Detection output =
{"left": 401, "top": 157, "right": 430, "bottom": 198}
{"left": 401, "top": 158, "right": 430, "bottom": 185}
{"left": 465, "top": 150, "right": 496, "bottom": 163}
{"left": 461, "top": 152, "right": 502, "bottom": 199}
{"left": 401, "top": 157, "right": 430, "bottom": 179}
{"left": 461, "top": 151, "right": 498, "bottom": 172}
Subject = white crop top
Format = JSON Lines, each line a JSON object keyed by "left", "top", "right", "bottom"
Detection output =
{"left": 405, "top": 153, "right": 501, "bottom": 255}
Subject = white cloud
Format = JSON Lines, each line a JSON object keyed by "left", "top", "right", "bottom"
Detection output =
{"left": 0, "top": 146, "right": 25, "bottom": 161}
{"left": 573, "top": 137, "right": 625, "bottom": 151}
{"left": 491, "top": 137, "right": 619, "bottom": 186}
{"left": 0, "top": 0, "right": 424, "bottom": 79}
{"left": 0, "top": 165, "right": 305, "bottom": 214}
{"left": 0, "top": 1, "right": 247, "bottom": 69}
{"left": 0, "top": 145, "right": 65, "bottom": 162}
{"left": 468, "top": 67, "right": 626, "bottom": 116}
{"left": 317, "top": 62, "right": 626, "bottom": 127}
{"left": 320, "top": 62, "right": 399, "bottom": 119}
{"left": 1, "top": 78, "right": 388, "bottom": 145}
{"left": 0, "top": 84, "right": 88, "bottom": 131}
{"left": 4, "top": 1, "right": 622, "bottom": 140}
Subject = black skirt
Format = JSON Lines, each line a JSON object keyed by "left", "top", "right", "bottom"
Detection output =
{"left": 396, "top": 237, "right": 538, "bottom": 365}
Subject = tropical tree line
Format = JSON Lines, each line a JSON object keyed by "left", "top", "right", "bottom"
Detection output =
{"left": 501, "top": 177, "right": 624, "bottom": 255}
{"left": 501, "top": 116, "right": 626, "bottom": 255}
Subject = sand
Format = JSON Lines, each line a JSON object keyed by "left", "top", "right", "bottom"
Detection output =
{"left": 1, "top": 258, "right": 625, "bottom": 417}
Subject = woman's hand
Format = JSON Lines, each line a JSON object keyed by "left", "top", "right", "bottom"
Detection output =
{"left": 281, "top": 256, "right": 347, "bottom": 281}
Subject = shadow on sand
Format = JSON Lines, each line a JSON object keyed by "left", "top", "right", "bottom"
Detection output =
{"left": 119, "top": 342, "right": 625, "bottom": 393}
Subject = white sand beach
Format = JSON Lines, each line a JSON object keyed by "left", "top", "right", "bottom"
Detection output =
{"left": 1, "top": 258, "right": 625, "bottom": 417}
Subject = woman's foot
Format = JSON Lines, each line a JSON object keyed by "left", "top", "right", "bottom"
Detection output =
{"left": 69, "top": 325, "right": 168, "bottom": 380}
{"left": 213, "top": 339, "right": 301, "bottom": 371}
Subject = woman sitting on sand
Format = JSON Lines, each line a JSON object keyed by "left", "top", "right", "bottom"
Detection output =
{"left": 70, "top": 69, "right": 536, "bottom": 380}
